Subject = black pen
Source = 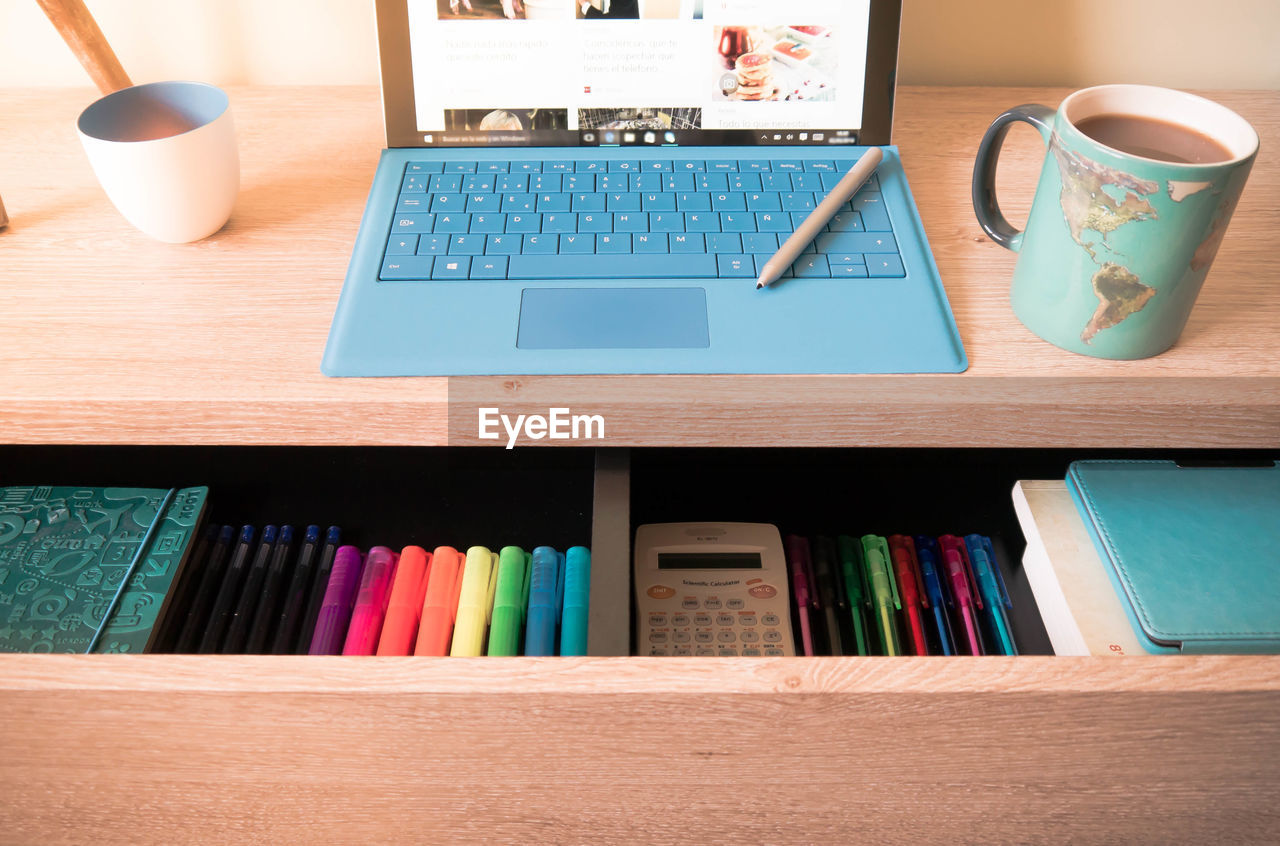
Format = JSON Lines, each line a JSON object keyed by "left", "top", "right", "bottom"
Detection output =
{"left": 175, "top": 525, "right": 233, "bottom": 653}
{"left": 245, "top": 525, "right": 295, "bottom": 654}
{"left": 295, "top": 526, "right": 342, "bottom": 654}
{"left": 271, "top": 525, "right": 321, "bottom": 654}
{"left": 222, "top": 526, "right": 278, "bottom": 653}
{"left": 811, "top": 536, "right": 850, "bottom": 656}
{"left": 198, "top": 525, "right": 255, "bottom": 654}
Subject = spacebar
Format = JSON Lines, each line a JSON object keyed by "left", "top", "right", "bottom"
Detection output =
{"left": 507, "top": 254, "right": 719, "bottom": 279}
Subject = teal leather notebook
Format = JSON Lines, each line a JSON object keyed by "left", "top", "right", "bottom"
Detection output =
{"left": 0, "top": 486, "right": 209, "bottom": 653}
{"left": 1066, "top": 460, "right": 1280, "bottom": 654}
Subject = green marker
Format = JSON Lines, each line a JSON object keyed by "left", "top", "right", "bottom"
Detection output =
{"left": 487, "top": 546, "right": 530, "bottom": 656}
{"left": 861, "top": 534, "right": 902, "bottom": 656}
{"left": 836, "top": 535, "right": 871, "bottom": 656}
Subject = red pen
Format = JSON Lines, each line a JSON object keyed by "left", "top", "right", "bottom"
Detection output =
{"left": 939, "top": 535, "right": 984, "bottom": 655}
{"left": 888, "top": 535, "right": 929, "bottom": 655}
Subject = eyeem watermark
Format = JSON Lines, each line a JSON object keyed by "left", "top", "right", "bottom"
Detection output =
{"left": 478, "top": 407, "right": 605, "bottom": 449}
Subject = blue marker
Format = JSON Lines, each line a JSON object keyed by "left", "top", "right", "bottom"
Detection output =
{"left": 965, "top": 534, "right": 1017, "bottom": 655}
{"left": 559, "top": 547, "right": 591, "bottom": 656}
{"left": 524, "top": 546, "right": 565, "bottom": 656}
{"left": 913, "top": 536, "right": 956, "bottom": 656}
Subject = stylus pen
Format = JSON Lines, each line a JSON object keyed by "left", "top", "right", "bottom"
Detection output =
{"left": 295, "top": 527, "right": 343, "bottom": 654}
{"left": 756, "top": 146, "right": 884, "bottom": 289}
{"left": 376, "top": 545, "right": 432, "bottom": 656}
{"left": 174, "top": 524, "right": 233, "bottom": 653}
{"left": 245, "top": 524, "right": 295, "bottom": 654}
{"left": 198, "top": 525, "right": 256, "bottom": 654}
{"left": 271, "top": 525, "right": 322, "bottom": 654}
{"left": 309, "top": 545, "right": 365, "bottom": 655}
{"left": 559, "top": 546, "right": 591, "bottom": 656}
{"left": 523, "top": 546, "right": 565, "bottom": 657}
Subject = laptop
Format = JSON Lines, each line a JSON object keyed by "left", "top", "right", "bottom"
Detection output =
{"left": 322, "top": 0, "right": 966, "bottom": 376}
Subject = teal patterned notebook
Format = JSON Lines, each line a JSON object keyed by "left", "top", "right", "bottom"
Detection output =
{"left": 0, "top": 485, "right": 208, "bottom": 653}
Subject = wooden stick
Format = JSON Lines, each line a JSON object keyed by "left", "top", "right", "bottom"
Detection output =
{"left": 35, "top": 0, "right": 132, "bottom": 94}
{"left": 0, "top": 192, "right": 8, "bottom": 230}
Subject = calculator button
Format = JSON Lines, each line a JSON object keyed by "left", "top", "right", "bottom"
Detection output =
{"left": 695, "top": 631, "right": 714, "bottom": 644}
{"left": 740, "top": 630, "right": 760, "bottom": 643}
{"left": 742, "top": 648, "right": 762, "bottom": 656}
{"left": 694, "top": 613, "right": 713, "bottom": 626}
{"left": 674, "top": 645, "right": 693, "bottom": 656}
{"left": 748, "top": 585, "right": 778, "bottom": 599}
{"left": 649, "top": 631, "right": 668, "bottom": 643}
{"left": 763, "top": 630, "right": 783, "bottom": 643}
{"left": 765, "top": 647, "right": 785, "bottom": 656}
{"left": 718, "top": 647, "right": 739, "bottom": 656}
{"left": 648, "top": 613, "right": 667, "bottom": 627}
{"left": 696, "top": 648, "right": 716, "bottom": 656}
{"left": 762, "top": 613, "right": 781, "bottom": 626}
{"left": 716, "top": 614, "right": 735, "bottom": 627}
{"left": 727, "top": 598, "right": 745, "bottom": 610}
{"left": 647, "top": 585, "right": 675, "bottom": 599}
{"left": 672, "top": 614, "right": 691, "bottom": 627}
{"left": 650, "top": 648, "right": 669, "bottom": 656}
{"left": 717, "top": 631, "right": 737, "bottom": 643}
{"left": 674, "top": 631, "right": 691, "bottom": 643}
{"left": 703, "top": 599, "right": 722, "bottom": 610}
{"left": 682, "top": 597, "right": 700, "bottom": 610}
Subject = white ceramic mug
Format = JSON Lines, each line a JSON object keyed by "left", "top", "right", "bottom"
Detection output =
{"left": 78, "top": 81, "right": 238, "bottom": 243}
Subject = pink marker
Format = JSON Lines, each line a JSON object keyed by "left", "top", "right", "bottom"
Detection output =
{"left": 342, "top": 546, "right": 400, "bottom": 655}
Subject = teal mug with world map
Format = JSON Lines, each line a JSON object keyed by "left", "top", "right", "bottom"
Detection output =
{"left": 973, "top": 84, "right": 1258, "bottom": 359}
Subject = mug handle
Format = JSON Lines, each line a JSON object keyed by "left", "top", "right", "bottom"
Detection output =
{"left": 972, "top": 104, "right": 1056, "bottom": 252}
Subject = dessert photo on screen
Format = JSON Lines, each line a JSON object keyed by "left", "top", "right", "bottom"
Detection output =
{"left": 443, "top": 108, "right": 570, "bottom": 131}
{"left": 438, "top": 0, "right": 574, "bottom": 20}
{"left": 712, "top": 25, "right": 837, "bottom": 103}
{"left": 577, "top": 107, "right": 702, "bottom": 130}
{"left": 575, "top": 0, "right": 702, "bottom": 19}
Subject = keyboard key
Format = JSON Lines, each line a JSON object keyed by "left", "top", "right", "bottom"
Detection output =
{"left": 575, "top": 161, "right": 607, "bottom": 172}
{"left": 444, "top": 161, "right": 477, "bottom": 173}
{"left": 752, "top": 255, "right": 789, "bottom": 278}
{"left": 676, "top": 193, "right": 711, "bottom": 212}
{"left": 721, "top": 213, "right": 755, "bottom": 233}
{"left": 406, "top": 161, "right": 444, "bottom": 173}
{"left": 469, "top": 213, "right": 506, "bottom": 233}
{"left": 564, "top": 174, "right": 595, "bottom": 192}
{"left": 669, "top": 233, "right": 705, "bottom": 253}
{"left": 560, "top": 233, "right": 595, "bottom": 254}
{"left": 742, "top": 233, "right": 778, "bottom": 253}
{"left": 530, "top": 174, "right": 561, "bottom": 192}
{"left": 707, "top": 233, "right": 742, "bottom": 253}
{"left": 507, "top": 213, "right": 541, "bottom": 233}
{"left": 803, "top": 160, "right": 836, "bottom": 171}
{"left": 853, "top": 193, "right": 893, "bottom": 230}
{"left": 697, "top": 173, "right": 729, "bottom": 192}
{"left": 754, "top": 212, "right": 790, "bottom": 232}
{"left": 826, "top": 251, "right": 865, "bottom": 266}
{"left": 507, "top": 254, "right": 718, "bottom": 278}
{"left": 597, "top": 174, "right": 627, "bottom": 193}
{"left": 746, "top": 192, "right": 781, "bottom": 211}
{"left": 430, "top": 193, "right": 465, "bottom": 213}
{"left": 608, "top": 193, "right": 642, "bottom": 212}
{"left": 664, "top": 173, "right": 695, "bottom": 192}
{"left": 466, "top": 193, "right": 500, "bottom": 212}
{"left": 386, "top": 234, "right": 418, "bottom": 255}
{"left": 432, "top": 256, "right": 471, "bottom": 278}
{"left": 484, "top": 234, "right": 520, "bottom": 255}
{"left": 497, "top": 174, "right": 529, "bottom": 192}
{"left": 791, "top": 172, "right": 824, "bottom": 191}
{"left": 730, "top": 173, "right": 762, "bottom": 191}
{"left": 449, "top": 234, "right": 485, "bottom": 255}
{"left": 706, "top": 160, "right": 738, "bottom": 171}
{"left": 793, "top": 255, "right": 831, "bottom": 277}
{"left": 380, "top": 256, "right": 433, "bottom": 280}
{"left": 573, "top": 193, "right": 606, "bottom": 212}
{"left": 781, "top": 192, "right": 816, "bottom": 212}
{"left": 477, "top": 161, "right": 507, "bottom": 173}
{"left": 816, "top": 231, "right": 898, "bottom": 254}
{"left": 597, "top": 233, "right": 631, "bottom": 253}
{"left": 685, "top": 212, "right": 719, "bottom": 232}
{"left": 433, "top": 213, "right": 471, "bottom": 233}
{"left": 608, "top": 160, "right": 640, "bottom": 172}
{"left": 429, "top": 174, "right": 462, "bottom": 192}
{"left": 674, "top": 160, "right": 705, "bottom": 172}
{"left": 462, "top": 175, "right": 495, "bottom": 192}
{"left": 522, "top": 234, "right": 557, "bottom": 254}
{"left": 512, "top": 161, "right": 542, "bottom": 173}
{"left": 545, "top": 160, "right": 574, "bottom": 172}
{"left": 537, "top": 193, "right": 571, "bottom": 212}
{"left": 396, "top": 196, "right": 428, "bottom": 213}
{"left": 502, "top": 193, "right": 536, "bottom": 213}
{"left": 774, "top": 160, "right": 804, "bottom": 171}
{"left": 416, "top": 234, "right": 448, "bottom": 255}
{"left": 579, "top": 212, "right": 612, "bottom": 233}
{"left": 642, "top": 193, "right": 676, "bottom": 212}
{"left": 759, "top": 173, "right": 792, "bottom": 191}
{"left": 614, "top": 212, "right": 649, "bottom": 232}
{"left": 832, "top": 263, "right": 869, "bottom": 278}
{"left": 867, "top": 254, "right": 906, "bottom": 277}
{"left": 391, "top": 214, "right": 435, "bottom": 234}
{"left": 400, "top": 174, "right": 427, "bottom": 193}
{"left": 543, "top": 213, "right": 578, "bottom": 233}
{"left": 650, "top": 212, "right": 684, "bottom": 233}
{"left": 643, "top": 160, "right": 672, "bottom": 172}
{"left": 717, "top": 254, "right": 755, "bottom": 277}
{"left": 471, "top": 257, "right": 508, "bottom": 279}
{"left": 633, "top": 233, "right": 668, "bottom": 253}
{"left": 711, "top": 193, "right": 746, "bottom": 212}
{"left": 827, "top": 211, "right": 864, "bottom": 232}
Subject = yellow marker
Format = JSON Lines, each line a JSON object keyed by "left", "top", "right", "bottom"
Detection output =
{"left": 449, "top": 546, "right": 498, "bottom": 656}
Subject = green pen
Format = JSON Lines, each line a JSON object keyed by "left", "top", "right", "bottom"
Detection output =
{"left": 861, "top": 534, "right": 902, "bottom": 656}
{"left": 836, "top": 535, "right": 871, "bottom": 656}
{"left": 487, "top": 546, "right": 530, "bottom": 656}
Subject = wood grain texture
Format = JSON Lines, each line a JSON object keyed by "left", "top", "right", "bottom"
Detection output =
{"left": 34, "top": 0, "right": 132, "bottom": 94}
{"left": 1, "top": 657, "right": 1277, "bottom": 844}
{"left": 1, "top": 86, "right": 1278, "bottom": 447}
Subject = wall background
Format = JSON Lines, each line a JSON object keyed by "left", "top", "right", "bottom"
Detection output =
{"left": 1, "top": 0, "right": 1277, "bottom": 89}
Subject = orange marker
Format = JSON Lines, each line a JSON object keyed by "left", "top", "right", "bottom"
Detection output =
{"left": 413, "top": 546, "right": 466, "bottom": 656}
{"left": 376, "top": 545, "right": 433, "bottom": 656}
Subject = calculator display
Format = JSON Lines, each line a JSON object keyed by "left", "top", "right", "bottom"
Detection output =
{"left": 658, "top": 552, "right": 763, "bottom": 570}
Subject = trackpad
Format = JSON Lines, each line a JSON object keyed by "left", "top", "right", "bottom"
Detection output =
{"left": 517, "top": 287, "right": 709, "bottom": 349}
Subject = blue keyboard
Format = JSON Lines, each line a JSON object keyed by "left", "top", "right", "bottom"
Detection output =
{"left": 379, "top": 157, "right": 905, "bottom": 282}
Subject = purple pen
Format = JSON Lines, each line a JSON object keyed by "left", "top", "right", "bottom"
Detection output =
{"left": 342, "top": 546, "right": 400, "bottom": 655}
{"left": 308, "top": 545, "right": 365, "bottom": 655}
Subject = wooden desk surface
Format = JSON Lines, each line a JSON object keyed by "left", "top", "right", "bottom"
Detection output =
{"left": 1, "top": 86, "right": 1276, "bottom": 447}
